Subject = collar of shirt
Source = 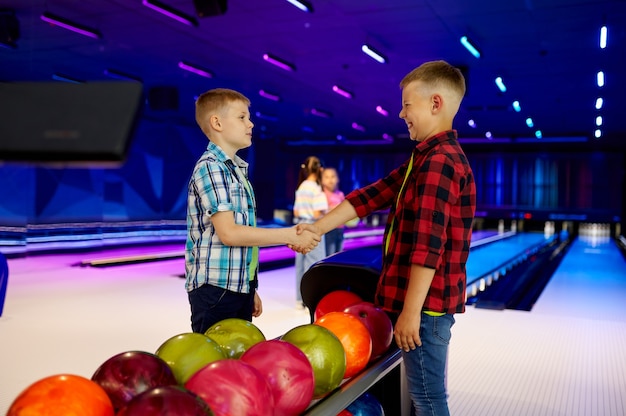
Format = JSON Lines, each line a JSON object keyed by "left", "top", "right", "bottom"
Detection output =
{"left": 205, "top": 141, "right": 249, "bottom": 175}
{"left": 414, "top": 129, "right": 458, "bottom": 154}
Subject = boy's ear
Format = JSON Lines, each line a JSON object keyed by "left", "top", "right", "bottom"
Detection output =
{"left": 431, "top": 94, "right": 443, "bottom": 113}
{"left": 209, "top": 114, "right": 222, "bottom": 131}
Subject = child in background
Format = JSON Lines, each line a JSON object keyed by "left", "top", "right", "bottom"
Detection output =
{"left": 322, "top": 167, "right": 345, "bottom": 255}
{"left": 293, "top": 156, "right": 328, "bottom": 309}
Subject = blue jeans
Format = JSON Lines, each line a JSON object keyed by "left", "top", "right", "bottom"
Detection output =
{"left": 402, "top": 313, "right": 455, "bottom": 416}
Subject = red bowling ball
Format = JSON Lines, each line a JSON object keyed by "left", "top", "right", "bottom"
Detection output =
{"left": 241, "top": 339, "right": 315, "bottom": 416}
{"left": 91, "top": 350, "right": 177, "bottom": 412}
{"left": 343, "top": 302, "right": 394, "bottom": 360}
{"left": 116, "top": 386, "right": 213, "bottom": 416}
{"left": 185, "top": 359, "right": 274, "bottom": 416}
{"left": 314, "top": 290, "right": 363, "bottom": 321}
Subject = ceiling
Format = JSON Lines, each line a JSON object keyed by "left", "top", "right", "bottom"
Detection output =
{"left": 1, "top": 0, "right": 625, "bottom": 149}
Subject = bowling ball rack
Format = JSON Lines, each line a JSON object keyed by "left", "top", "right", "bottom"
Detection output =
{"left": 300, "top": 247, "right": 411, "bottom": 415}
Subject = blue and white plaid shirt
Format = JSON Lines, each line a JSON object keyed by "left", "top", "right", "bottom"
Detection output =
{"left": 185, "top": 141, "right": 257, "bottom": 293}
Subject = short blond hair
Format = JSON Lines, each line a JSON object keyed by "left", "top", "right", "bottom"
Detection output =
{"left": 195, "top": 88, "right": 250, "bottom": 132}
{"left": 400, "top": 60, "right": 466, "bottom": 107}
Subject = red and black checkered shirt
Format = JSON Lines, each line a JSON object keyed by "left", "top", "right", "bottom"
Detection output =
{"left": 346, "top": 130, "right": 476, "bottom": 314}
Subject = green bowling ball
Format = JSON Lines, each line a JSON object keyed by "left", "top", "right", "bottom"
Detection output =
{"left": 204, "top": 318, "right": 266, "bottom": 359}
{"left": 155, "top": 333, "right": 226, "bottom": 384}
{"left": 281, "top": 323, "right": 346, "bottom": 398}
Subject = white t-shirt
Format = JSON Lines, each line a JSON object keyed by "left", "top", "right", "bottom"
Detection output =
{"left": 294, "top": 179, "right": 328, "bottom": 222}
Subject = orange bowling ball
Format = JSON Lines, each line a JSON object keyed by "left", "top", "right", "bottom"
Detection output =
{"left": 7, "top": 374, "right": 114, "bottom": 416}
{"left": 315, "top": 311, "right": 372, "bottom": 379}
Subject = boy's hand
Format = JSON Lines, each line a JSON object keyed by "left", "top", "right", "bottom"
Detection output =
{"left": 252, "top": 291, "right": 262, "bottom": 317}
{"left": 295, "top": 223, "right": 321, "bottom": 236}
{"left": 289, "top": 227, "right": 320, "bottom": 254}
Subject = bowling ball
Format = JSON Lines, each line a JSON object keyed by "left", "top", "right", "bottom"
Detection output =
{"left": 314, "top": 290, "right": 363, "bottom": 321}
{"left": 91, "top": 350, "right": 177, "bottom": 412}
{"left": 240, "top": 339, "right": 314, "bottom": 416}
{"left": 116, "top": 386, "right": 213, "bottom": 416}
{"left": 155, "top": 332, "right": 226, "bottom": 384}
{"left": 343, "top": 302, "right": 394, "bottom": 360}
{"left": 315, "top": 311, "right": 372, "bottom": 379}
{"left": 346, "top": 392, "right": 385, "bottom": 415}
{"left": 204, "top": 318, "right": 266, "bottom": 359}
{"left": 7, "top": 374, "right": 114, "bottom": 416}
{"left": 185, "top": 359, "right": 274, "bottom": 416}
{"left": 281, "top": 323, "right": 346, "bottom": 398}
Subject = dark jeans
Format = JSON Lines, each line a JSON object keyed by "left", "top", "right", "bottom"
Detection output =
{"left": 188, "top": 280, "right": 257, "bottom": 334}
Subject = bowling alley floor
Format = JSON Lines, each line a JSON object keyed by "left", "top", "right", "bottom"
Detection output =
{"left": 1, "top": 236, "right": 625, "bottom": 415}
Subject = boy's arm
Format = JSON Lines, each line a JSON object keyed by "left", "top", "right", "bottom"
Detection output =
{"left": 297, "top": 199, "right": 358, "bottom": 236}
{"left": 393, "top": 264, "right": 435, "bottom": 352}
{"left": 211, "top": 211, "right": 320, "bottom": 249}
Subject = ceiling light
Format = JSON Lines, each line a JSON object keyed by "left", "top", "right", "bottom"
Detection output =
{"left": 597, "top": 71, "right": 605, "bottom": 87}
{"left": 361, "top": 44, "right": 387, "bottom": 63}
{"left": 526, "top": 117, "right": 534, "bottom": 128}
{"left": 485, "top": 131, "right": 492, "bottom": 139}
{"left": 599, "top": 26, "right": 607, "bottom": 49}
{"left": 52, "top": 73, "right": 83, "bottom": 83}
{"left": 495, "top": 77, "right": 506, "bottom": 92}
{"left": 375, "top": 105, "right": 388, "bottom": 116}
{"left": 460, "top": 36, "right": 481, "bottom": 59}
{"left": 263, "top": 53, "right": 295, "bottom": 71}
{"left": 595, "top": 97, "right": 603, "bottom": 110}
{"left": 351, "top": 122, "right": 365, "bottom": 132}
{"left": 104, "top": 68, "right": 142, "bottom": 82}
{"left": 535, "top": 130, "right": 542, "bottom": 139}
{"left": 332, "top": 85, "right": 353, "bottom": 99}
{"left": 142, "top": 0, "right": 198, "bottom": 27}
{"left": 468, "top": 119, "right": 476, "bottom": 128}
{"left": 285, "top": 0, "right": 313, "bottom": 12}
{"left": 595, "top": 116, "right": 603, "bottom": 126}
{"left": 594, "top": 129, "right": 602, "bottom": 138}
{"left": 178, "top": 61, "right": 212, "bottom": 78}
{"left": 512, "top": 101, "right": 521, "bottom": 112}
{"left": 259, "top": 89, "right": 280, "bottom": 101}
{"left": 382, "top": 133, "right": 393, "bottom": 142}
{"left": 40, "top": 12, "right": 101, "bottom": 39}
{"left": 311, "top": 108, "right": 331, "bottom": 118}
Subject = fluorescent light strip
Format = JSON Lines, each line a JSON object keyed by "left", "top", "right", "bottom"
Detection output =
{"left": 178, "top": 61, "right": 212, "bottom": 78}
{"left": 382, "top": 133, "right": 393, "bottom": 142}
{"left": 375, "top": 105, "right": 388, "bottom": 116}
{"left": 255, "top": 111, "right": 278, "bottom": 122}
{"left": 361, "top": 44, "right": 387, "bottom": 63}
{"left": 512, "top": 101, "right": 521, "bottom": 112}
{"left": 40, "top": 12, "right": 101, "bottom": 39}
{"left": 311, "top": 108, "right": 331, "bottom": 118}
{"left": 259, "top": 89, "right": 280, "bottom": 101}
{"left": 600, "top": 26, "right": 607, "bottom": 49}
{"left": 495, "top": 77, "right": 507, "bottom": 92}
{"left": 332, "top": 85, "right": 353, "bottom": 99}
{"left": 52, "top": 73, "right": 83, "bottom": 83}
{"left": 460, "top": 36, "right": 480, "bottom": 58}
{"left": 285, "top": 0, "right": 313, "bottom": 12}
{"left": 597, "top": 71, "right": 605, "bottom": 87}
{"left": 595, "top": 97, "right": 603, "bottom": 110}
{"left": 104, "top": 68, "right": 142, "bottom": 82}
{"left": 526, "top": 117, "right": 534, "bottom": 128}
{"left": 142, "top": 0, "right": 198, "bottom": 27}
{"left": 263, "top": 53, "right": 295, "bottom": 72}
{"left": 535, "top": 130, "right": 542, "bottom": 139}
{"left": 351, "top": 122, "right": 365, "bottom": 132}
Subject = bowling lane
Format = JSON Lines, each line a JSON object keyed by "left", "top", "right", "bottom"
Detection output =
{"left": 466, "top": 232, "right": 553, "bottom": 282}
{"left": 531, "top": 235, "right": 626, "bottom": 320}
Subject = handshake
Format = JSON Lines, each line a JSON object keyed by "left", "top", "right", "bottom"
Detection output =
{"left": 288, "top": 223, "right": 322, "bottom": 254}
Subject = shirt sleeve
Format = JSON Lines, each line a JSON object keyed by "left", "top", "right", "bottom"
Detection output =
{"left": 194, "top": 161, "right": 234, "bottom": 216}
{"left": 345, "top": 158, "right": 412, "bottom": 217}
{"left": 410, "top": 152, "right": 461, "bottom": 269}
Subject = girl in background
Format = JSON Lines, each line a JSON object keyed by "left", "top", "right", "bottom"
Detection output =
{"left": 293, "top": 156, "right": 328, "bottom": 309}
{"left": 322, "top": 167, "right": 345, "bottom": 255}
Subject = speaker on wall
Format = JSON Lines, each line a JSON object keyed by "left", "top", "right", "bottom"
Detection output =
{"left": 193, "top": 0, "right": 227, "bottom": 17}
